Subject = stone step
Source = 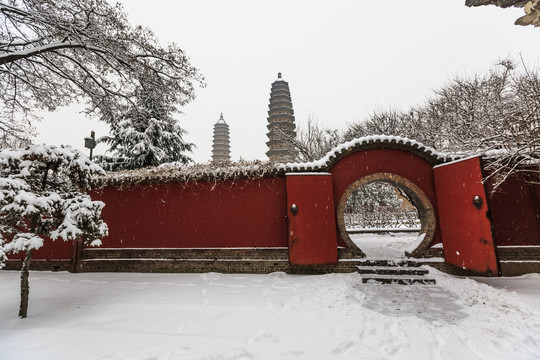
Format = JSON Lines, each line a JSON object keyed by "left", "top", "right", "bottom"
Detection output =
{"left": 355, "top": 259, "right": 423, "bottom": 267}
{"left": 361, "top": 274, "right": 436, "bottom": 285}
{"left": 356, "top": 266, "right": 429, "bottom": 276}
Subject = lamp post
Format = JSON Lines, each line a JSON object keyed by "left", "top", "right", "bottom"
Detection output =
{"left": 84, "top": 131, "right": 97, "bottom": 160}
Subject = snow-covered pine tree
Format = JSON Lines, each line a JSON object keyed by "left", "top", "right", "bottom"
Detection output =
{"left": 103, "top": 89, "right": 194, "bottom": 169}
{"left": 0, "top": 145, "right": 108, "bottom": 318}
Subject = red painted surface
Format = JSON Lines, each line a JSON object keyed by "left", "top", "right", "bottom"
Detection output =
{"left": 91, "top": 177, "right": 288, "bottom": 248}
{"left": 286, "top": 174, "right": 338, "bottom": 265}
{"left": 8, "top": 238, "right": 72, "bottom": 260}
{"left": 329, "top": 148, "right": 442, "bottom": 247}
{"left": 485, "top": 171, "right": 540, "bottom": 246}
{"left": 434, "top": 157, "right": 499, "bottom": 275}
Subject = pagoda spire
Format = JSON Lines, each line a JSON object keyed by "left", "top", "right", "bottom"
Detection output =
{"left": 212, "top": 113, "right": 231, "bottom": 162}
{"left": 265, "top": 73, "right": 298, "bottom": 163}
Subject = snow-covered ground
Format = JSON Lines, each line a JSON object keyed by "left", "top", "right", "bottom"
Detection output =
{"left": 1, "top": 269, "right": 539, "bottom": 360}
{"left": 350, "top": 232, "right": 419, "bottom": 259}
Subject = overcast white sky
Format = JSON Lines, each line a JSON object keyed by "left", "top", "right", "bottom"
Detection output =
{"left": 35, "top": 0, "right": 540, "bottom": 163}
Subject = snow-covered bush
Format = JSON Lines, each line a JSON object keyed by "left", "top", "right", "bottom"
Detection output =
{"left": 0, "top": 145, "right": 108, "bottom": 318}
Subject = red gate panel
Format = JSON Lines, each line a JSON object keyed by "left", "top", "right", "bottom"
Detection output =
{"left": 286, "top": 173, "right": 338, "bottom": 265}
{"left": 433, "top": 157, "right": 499, "bottom": 275}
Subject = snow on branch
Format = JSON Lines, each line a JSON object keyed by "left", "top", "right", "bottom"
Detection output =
{"left": 0, "top": 145, "right": 108, "bottom": 255}
{"left": 0, "top": 41, "right": 105, "bottom": 65}
{"left": 0, "top": 0, "right": 203, "bottom": 145}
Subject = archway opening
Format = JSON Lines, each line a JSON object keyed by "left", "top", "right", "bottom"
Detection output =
{"left": 344, "top": 182, "right": 420, "bottom": 258}
{"left": 336, "top": 173, "right": 436, "bottom": 259}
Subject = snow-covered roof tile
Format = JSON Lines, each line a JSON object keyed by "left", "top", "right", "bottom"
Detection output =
{"left": 279, "top": 135, "right": 460, "bottom": 171}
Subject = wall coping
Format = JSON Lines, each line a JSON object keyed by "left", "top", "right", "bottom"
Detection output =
{"left": 92, "top": 135, "right": 462, "bottom": 188}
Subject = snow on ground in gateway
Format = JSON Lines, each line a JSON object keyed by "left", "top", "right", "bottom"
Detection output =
{"left": 350, "top": 232, "right": 420, "bottom": 259}
{"left": 0, "top": 268, "right": 539, "bottom": 360}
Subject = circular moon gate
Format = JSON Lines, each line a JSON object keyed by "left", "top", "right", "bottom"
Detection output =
{"left": 336, "top": 172, "right": 437, "bottom": 258}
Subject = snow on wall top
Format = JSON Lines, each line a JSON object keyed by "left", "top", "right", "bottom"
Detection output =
{"left": 280, "top": 135, "right": 459, "bottom": 172}
{"left": 91, "top": 160, "right": 282, "bottom": 188}
{"left": 92, "top": 135, "right": 460, "bottom": 188}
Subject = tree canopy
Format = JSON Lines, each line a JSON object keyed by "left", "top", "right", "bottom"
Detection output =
{"left": 466, "top": 0, "right": 540, "bottom": 27}
{"left": 0, "top": 0, "right": 203, "bottom": 145}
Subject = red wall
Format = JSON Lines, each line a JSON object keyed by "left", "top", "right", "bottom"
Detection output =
{"left": 91, "top": 177, "right": 288, "bottom": 248}
{"left": 329, "top": 148, "right": 442, "bottom": 247}
{"left": 7, "top": 147, "right": 540, "bottom": 266}
{"left": 486, "top": 173, "right": 540, "bottom": 246}
{"left": 8, "top": 238, "right": 72, "bottom": 260}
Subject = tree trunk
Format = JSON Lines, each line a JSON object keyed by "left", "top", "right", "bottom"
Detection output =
{"left": 18, "top": 249, "right": 33, "bottom": 318}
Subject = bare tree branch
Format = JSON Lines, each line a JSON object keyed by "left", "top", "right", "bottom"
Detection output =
{"left": 0, "top": 0, "right": 204, "bottom": 147}
{"left": 345, "top": 58, "right": 540, "bottom": 189}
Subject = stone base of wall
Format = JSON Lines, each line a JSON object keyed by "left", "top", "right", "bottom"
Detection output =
{"left": 499, "top": 261, "right": 540, "bottom": 276}
{"left": 3, "top": 246, "right": 538, "bottom": 276}
{"left": 81, "top": 258, "right": 368, "bottom": 274}
{"left": 83, "top": 247, "right": 290, "bottom": 261}
{"left": 80, "top": 247, "right": 363, "bottom": 274}
{"left": 77, "top": 247, "right": 450, "bottom": 274}
{"left": 2, "top": 259, "right": 71, "bottom": 272}
{"left": 497, "top": 246, "right": 540, "bottom": 260}
{"left": 497, "top": 246, "right": 540, "bottom": 276}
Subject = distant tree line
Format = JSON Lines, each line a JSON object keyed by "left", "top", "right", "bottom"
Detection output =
{"left": 286, "top": 58, "right": 539, "bottom": 188}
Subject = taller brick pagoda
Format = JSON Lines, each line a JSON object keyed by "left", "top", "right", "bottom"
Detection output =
{"left": 266, "top": 73, "right": 298, "bottom": 163}
{"left": 212, "top": 113, "right": 231, "bottom": 162}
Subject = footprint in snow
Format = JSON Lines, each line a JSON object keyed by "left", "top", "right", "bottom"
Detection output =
{"left": 246, "top": 329, "right": 279, "bottom": 344}
{"left": 200, "top": 273, "right": 221, "bottom": 282}
{"left": 204, "top": 348, "right": 253, "bottom": 360}
{"left": 331, "top": 340, "right": 357, "bottom": 356}
{"left": 280, "top": 350, "right": 304, "bottom": 357}
{"left": 226, "top": 284, "right": 246, "bottom": 288}
{"left": 176, "top": 323, "right": 186, "bottom": 334}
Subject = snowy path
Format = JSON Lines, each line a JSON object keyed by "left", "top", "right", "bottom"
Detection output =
{"left": 0, "top": 270, "right": 539, "bottom": 360}
{"left": 350, "top": 232, "right": 419, "bottom": 259}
